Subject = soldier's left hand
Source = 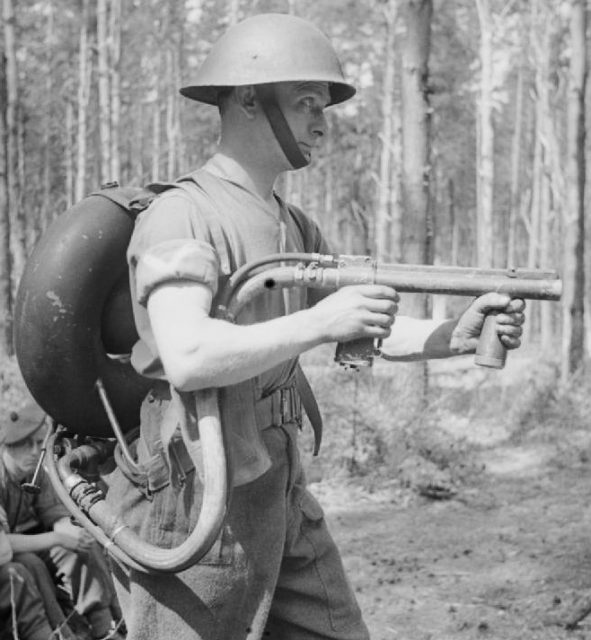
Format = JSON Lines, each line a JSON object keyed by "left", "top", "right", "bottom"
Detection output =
{"left": 450, "top": 293, "right": 525, "bottom": 354}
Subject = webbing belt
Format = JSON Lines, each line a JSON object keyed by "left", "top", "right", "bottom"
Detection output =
{"left": 256, "top": 367, "right": 323, "bottom": 456}
{"left": 256, "top": 385, "right": 302, "bottom": 430}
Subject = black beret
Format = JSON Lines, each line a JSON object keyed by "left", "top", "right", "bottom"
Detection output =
{"left": 1, "top": 402, "right": 47, "bottom": 446}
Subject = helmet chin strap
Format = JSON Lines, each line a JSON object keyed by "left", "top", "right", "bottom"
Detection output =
{"left": 255, "top": 84, "right": 309, "bottom": 170}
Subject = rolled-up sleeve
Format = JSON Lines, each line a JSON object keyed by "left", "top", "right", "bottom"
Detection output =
{"left": 135, "top": 239, "right": 219, "bottom": 305}
{"left": 128, "top": 190, "right": 222, "bottom": 306}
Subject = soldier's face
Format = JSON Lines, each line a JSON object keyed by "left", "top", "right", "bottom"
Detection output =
{"left": 275, "top": 81, "right": 331, "bottom": 164}
{"left": 5, "top": 423, "right": 48, "bottom": 477}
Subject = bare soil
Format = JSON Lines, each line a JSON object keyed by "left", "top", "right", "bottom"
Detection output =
{"left": 311, "top": 422, "right": 591, "bottom": 640}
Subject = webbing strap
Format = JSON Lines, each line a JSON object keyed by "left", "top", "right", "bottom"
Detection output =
{"left": 174, "top": 176, "right": 232, "bottom": 275}
{"left": 295, "top": 365, "right": 323, "bottom": 456}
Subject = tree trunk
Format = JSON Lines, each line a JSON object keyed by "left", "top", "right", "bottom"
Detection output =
{"left": 0, "top": 50, "right": 13, "bottom": 357}
{"left": 166, "top": 48, "right": 178, "bottom": 180}
{"left": 40, "top": 0, "right": 54, "bottom": 233}
{"left": 375, "top": 0, "right": 398, "bottom": 262}
{"left": 448, "top": 178, "right": 459, "bottom": 266}
{"left": 132, "top": 99, "right": 144, "bottom": 185}
{"left": 507, "top": 59, "right": 524, "bottom": 268}
{"left": 228, "top": 0, "right": 241, "bottom": 25}
{"left": 110, "top": 0, "right": 121, "bottom": 181}
{"left": 400, "top": 0, "right": 433, "bottom": 406}
{"left": 151, "top": 91, "right": 161, "bottom": 182}
{"left": 65, "top": 100, "right": 74, "bottom": 209}
{"left": 97, "top": 0, "right": 111, "bottom": 184}
{"left": 3, "top": 0, "right": 26, "bottom": 283}
{"left": 400, "top": 0, "right": 432, "bottom": 281}
{"left": 539, "top": 171, "right": 553, "bottom": 349}
{"left": 75, "top": 0, "right": 91, "bottom": 201}
{"left": 475, "top": 0, "right": 494, "bottom": 268}
{"left": 561, "top": 0, "right": 587, "bottom": 381}
{"left": 390, "top": 106, "right": 403, "bottom": 263}
{"left": 524, "top": 117, "right": 543, "bottom": 342}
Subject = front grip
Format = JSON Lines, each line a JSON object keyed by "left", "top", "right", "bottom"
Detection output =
{"left": 474, "top": 312, "right": 507, "bottom": 369}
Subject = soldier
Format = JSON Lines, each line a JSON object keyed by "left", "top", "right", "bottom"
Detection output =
{"left": 106, "top": 13, "right": 525, "bottom": 640}
{"left": 0, "top": 520, "right": 56, "bottom": 640}
{"left": 0, "top": 402, "right": 123, "bottom": 640}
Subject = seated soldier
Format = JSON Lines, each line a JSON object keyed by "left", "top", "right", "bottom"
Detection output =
{"left": 0, "top": 513, "right": 59, "bottom": 640}
{"left": 0, "top": 401, "right": 124, "bottom": 640}
{"left": 0, "top": 509, "right": 85, "bottom": 639}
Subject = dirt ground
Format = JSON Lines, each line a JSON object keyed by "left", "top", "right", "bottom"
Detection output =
{"left": 311, "top": 418, "right": 591, "bottom": 640}
{"left": 301, "top": 350, "right": 591, "bottom": 640}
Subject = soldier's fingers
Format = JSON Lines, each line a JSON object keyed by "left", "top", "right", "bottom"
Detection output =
{"left": 496, "top": 311, "right": 525, "bottom": 326}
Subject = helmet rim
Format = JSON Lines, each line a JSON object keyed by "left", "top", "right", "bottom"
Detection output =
{"left": 179, "top": 13, "right": 356, "bottom": 107}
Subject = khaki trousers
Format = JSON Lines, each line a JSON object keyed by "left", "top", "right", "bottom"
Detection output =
{"left": 107, "top": 423, "right": 370, "bottom": 640}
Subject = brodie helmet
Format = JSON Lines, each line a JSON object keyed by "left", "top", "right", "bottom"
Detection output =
{"left": 180, "top": 13, "right": 356, "bottom": 169}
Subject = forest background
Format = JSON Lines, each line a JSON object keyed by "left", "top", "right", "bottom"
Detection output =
{"left": 2, "top": 4, "right": 591, "bottom": 637}
{"left": 0, "top": 0, "right": 589, "bottom": 469}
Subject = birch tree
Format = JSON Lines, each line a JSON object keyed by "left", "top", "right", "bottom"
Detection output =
{"left": 3, "top": 0, "right": 26, "bottom": 282}
{"left": 400, "top": 0, "right": 433, "bottom": 405}
{"left": 0, "top": 53, "right": 12, "bottom": 357}
{"left": 97, "top": 0, "right": 111, "bottom": 183}
{"left": 40, "top": 0, "right": 55, "bottom": 232}
{"left": 110, "top": 0, "right": 121, "bottom": 181}
{"left": 375, "top": 0, "right": 398, "bottom": 262}
{"left": 400, "top": 0, "right": 433, "bottom": 294}
{"left": 506, "top": 50, "right": 524, "bottom": 268}
{"left": 75, "top": 0, "right": 91, "bottom": 201}
{"left": 475, "top": 0, "right": 494, "bottom": 268}
{"left": 561, "top": 0, "right": 587, "bottom": 381}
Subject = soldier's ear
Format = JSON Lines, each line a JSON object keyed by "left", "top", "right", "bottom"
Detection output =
{"left": 235, "top": 85, "right": 258, "bottom": 118}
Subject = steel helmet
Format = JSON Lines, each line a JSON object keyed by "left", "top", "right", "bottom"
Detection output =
{"left": 180, "top": 13, "right": 356, "bottom": 107}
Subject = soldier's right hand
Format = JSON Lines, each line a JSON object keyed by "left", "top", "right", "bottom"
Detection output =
{"left": 54, "top": 531, "right": 84, "bottom": 552}
{"left": 54, "top": 528, "right": 93, "bottom": 554}
{"left": 309, "top": 285, "right": 399, "bottom": 343}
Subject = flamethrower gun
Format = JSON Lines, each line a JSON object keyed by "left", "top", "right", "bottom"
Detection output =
{"left": 217, "top": 253, "right": 563, "bottom": 370}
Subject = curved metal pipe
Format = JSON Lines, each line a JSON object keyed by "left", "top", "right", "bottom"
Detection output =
{"left": 45, "top": 433, "right": 146, "bottom": 572}
{"left": 225, "top": 263, "right": 563, "bottom": 318}
{"left": 216, "top": 252, "right": 335, "bottom": 314}
{"left": 47, "top": 388, "right": 228, "bottom": 574}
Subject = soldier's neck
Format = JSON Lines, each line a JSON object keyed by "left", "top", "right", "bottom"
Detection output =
{"left": 210, "top": 150, "right": 280, "bottom": 207}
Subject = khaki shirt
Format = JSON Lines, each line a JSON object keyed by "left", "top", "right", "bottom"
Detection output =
{"left": 127, "top": 162, "right": 329, "bottom": 485}
{"left": 0, "top": 459, "right": 68, "bottom": 533}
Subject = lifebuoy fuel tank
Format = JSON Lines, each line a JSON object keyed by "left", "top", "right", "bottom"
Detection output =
{"left": 14, "top": 185, "right": 155, "bottom": 438}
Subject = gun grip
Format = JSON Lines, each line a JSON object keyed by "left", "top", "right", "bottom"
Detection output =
{"left": 474, "top": 311, "right": 507, "bottom": 369}
{"left": 335, "top": 338, "right": 378, "bottom": 369}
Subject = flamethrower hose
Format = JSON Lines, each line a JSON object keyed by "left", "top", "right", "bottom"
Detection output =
{"left": 48, "top": 387, "right": 229, "bottom": 574}
{"left": 44, "top": 433, "right": 146, "bottom": 572}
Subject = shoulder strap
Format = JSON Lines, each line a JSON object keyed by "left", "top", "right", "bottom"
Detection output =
{"left": 282, "top": 203, "right": 324, "bottom": 453}
{"left": 140, "top": 174, "right": 232, "bottom": 275}
{"left": 90, "top": 184, "right": 157, "bottom": 216}
{"left": 175, "top": 174, "right": 232, "bottom": 275}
